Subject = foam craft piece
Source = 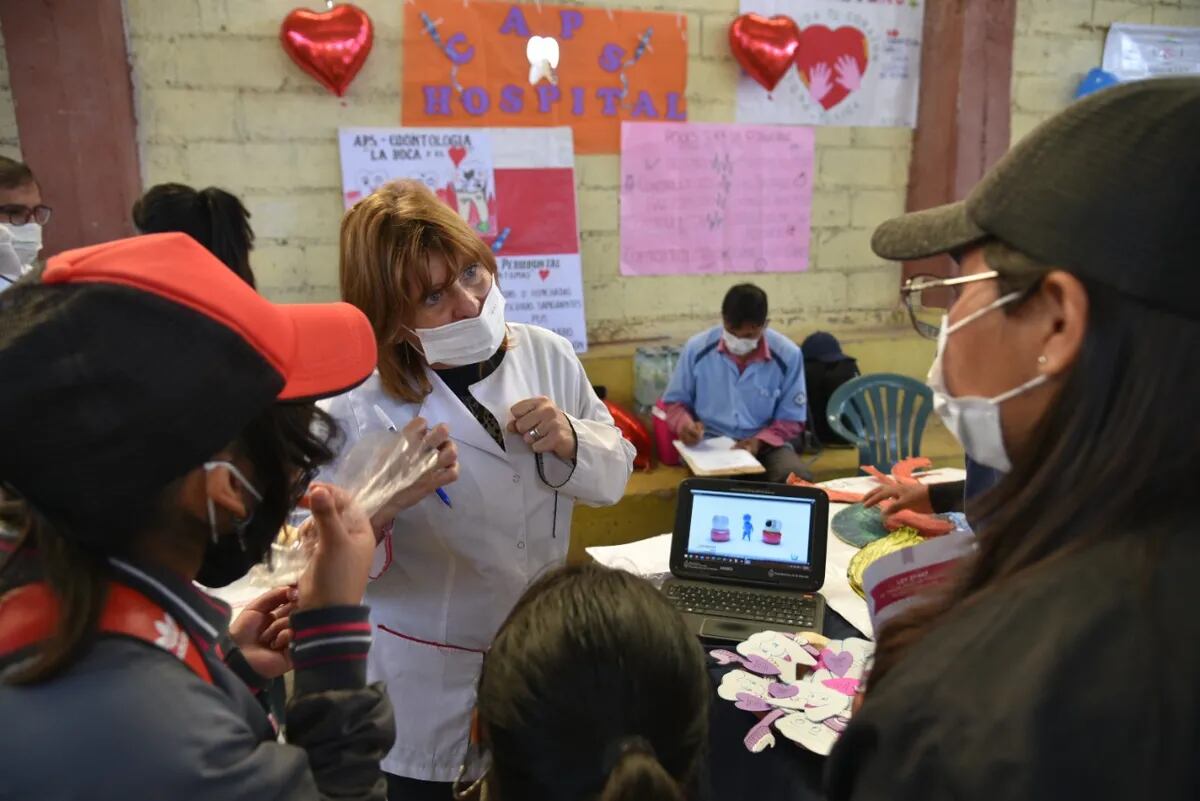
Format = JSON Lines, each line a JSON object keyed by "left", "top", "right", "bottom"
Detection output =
{"left": 712, "top": 631, "right": 874, "bottom": 756}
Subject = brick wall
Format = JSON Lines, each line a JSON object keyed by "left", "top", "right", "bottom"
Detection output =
{"left": 1, "top": 2, "right": 1196, "bottom": 340}
{"left": 119, "top": 0, "right": 910, "bottom": 341}
{"left": 1011, "top": 0, "right": 1200, "bottom": 142}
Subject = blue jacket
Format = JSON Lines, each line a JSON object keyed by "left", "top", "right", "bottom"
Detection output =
{"left": 663, "top": 326, "right": 808, "bottom": 441}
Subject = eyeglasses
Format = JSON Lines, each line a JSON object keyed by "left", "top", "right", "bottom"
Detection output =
{"left": 0, "top": 204, "right": 52, "bottom": 226}
{"left": 900, "top": 271, "right": 999, "bottom": 340}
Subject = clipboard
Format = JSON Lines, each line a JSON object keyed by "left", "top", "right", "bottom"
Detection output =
{"left": 672, "top": 436, "right": 766, "bottom": 477}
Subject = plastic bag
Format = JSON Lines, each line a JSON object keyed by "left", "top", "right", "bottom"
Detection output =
{"left": 246, "top": 424, "right": 442, "bottom": 587}
{"left": 633, "top": 345, "right": 681, "bottom": 414}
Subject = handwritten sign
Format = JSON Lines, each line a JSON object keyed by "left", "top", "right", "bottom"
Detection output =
{"left": 736, "top": 0, "right": 924, "bottom": 128}
{"left": 619, "top": 122, "right": 814, "bottom": 276}
{"left": 338, "top": 127, "right": 497, "bottom": 238}
{"left": 402, "top": 0, "right": 688, "bottom": 154}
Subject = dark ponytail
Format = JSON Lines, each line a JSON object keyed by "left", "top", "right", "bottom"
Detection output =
{"left": 598, "top": 742, "right": 684, "bottom": 801}
{"left": 478, "top": 564, "right": 708, "bottom": 801}
{"left": 198, "top": 187, "right": 256, "bottom": 287}
{"left": 132, "top": 183, "right": 257, "bottom": 287}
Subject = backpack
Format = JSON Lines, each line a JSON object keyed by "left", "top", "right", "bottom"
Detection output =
{"left": 802, "top": 332, "right": 861, "bottom": 447}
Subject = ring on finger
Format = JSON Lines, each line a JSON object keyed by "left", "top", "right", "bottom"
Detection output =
{"left": 529, "top": 426, "right": 541, "bottom": 440}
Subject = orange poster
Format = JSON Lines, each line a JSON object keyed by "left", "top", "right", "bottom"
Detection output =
{"left": 402, "top": 0, "right": 688, "bottom": 154}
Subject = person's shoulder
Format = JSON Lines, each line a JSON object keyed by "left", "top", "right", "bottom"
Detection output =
{"left": 683, "top": 326, "right": 722, "bottom": 353}
{"left": 319, "top": 370, "right": 382, "bottom": 414}
{"left": 765, "top": 329, "right": 801, "bottom": 360}
{"left": 1, "top": 638, "right": 309, "bottom": 797}
{"left": 508, "top": 323, "right": 580, "bottom": 363}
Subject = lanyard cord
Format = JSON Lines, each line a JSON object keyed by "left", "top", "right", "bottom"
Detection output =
{"left": 534, "top": 418, "right": 578, "bottom": 538}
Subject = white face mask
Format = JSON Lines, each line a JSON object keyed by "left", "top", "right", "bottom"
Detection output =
{"left": 412, "top": 284, "right": 507, "bottom": 367}
{"left": 927, "top": 292, "right": 1049, "bottom": 472}
{"left": 722, "top": 328, "right": 761, "bottom": 356}
{"left": 1, "top": 222, "right": 42, "bottom": 267}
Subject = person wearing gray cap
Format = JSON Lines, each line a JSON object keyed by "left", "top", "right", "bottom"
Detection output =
{"left": 825, "top": 77, "right": 1200, "bottom": 799}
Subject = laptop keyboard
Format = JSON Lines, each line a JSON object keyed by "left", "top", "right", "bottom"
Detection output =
{"left": 664, "top": 583, "right": 819, "bottom": 629}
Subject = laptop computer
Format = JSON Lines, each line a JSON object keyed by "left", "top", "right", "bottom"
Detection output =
{"left": 662, "top": 478, "right": 828, "bottom": 642}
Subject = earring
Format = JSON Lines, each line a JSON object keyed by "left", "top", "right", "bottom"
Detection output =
{"left": 1037, "top": 355, "right": 1048, "bottom": 366}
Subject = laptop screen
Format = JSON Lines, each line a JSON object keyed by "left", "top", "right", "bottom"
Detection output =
{"left": 685, "top": 488, "right": 817, "bottom": 570}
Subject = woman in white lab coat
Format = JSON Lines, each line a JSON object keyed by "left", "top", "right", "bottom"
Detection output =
{"left": 325, "top": 180, "right": 635, "bottom": 800}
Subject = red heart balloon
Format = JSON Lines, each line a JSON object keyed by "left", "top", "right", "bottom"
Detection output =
{"left": 729, "top": 14, "right": 802, "bottom": 93}
{"left": 280, "top": 4, "right": 374, "bottom": 97}
{"left": 794, "top": 25, "right": 869, "bottom": 110}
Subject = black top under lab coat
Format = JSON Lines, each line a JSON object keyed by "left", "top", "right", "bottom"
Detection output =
{"left": 825, "top": 526, "right": 1200, "bottom": 801}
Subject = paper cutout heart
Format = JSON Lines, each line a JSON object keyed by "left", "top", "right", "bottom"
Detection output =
{"left": 735, "top": 692, "right": 773, "bottom": 712}
{"left": 448, "top": 146, "right": 468, "bottom": 167}
{"left": 768, "top": 682, "right": 800, "bottom": 699}
{"left": 538, "top": 269, "right": 551, "bottom": 281}
{"left": 822, "top": 677, "right": 861, "bottom": 697}
{"left": 729, "top": 13, "right": 802, "bottom": 92}
{"left": 819, "top": 648, "right": 854, "bottom": 677}
{"left": 279, "top": 4, "right": 374, "bottom": 97}
{"left": 794, "top": 25, "right": 869, "bottom": 110}
{"left": 741, "top": 654, "right": 782, "bottom": 676}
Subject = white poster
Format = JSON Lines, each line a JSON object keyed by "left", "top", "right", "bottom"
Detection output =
{"left": 337, "top": 127, "right": 497, "bottom": 238}
{"left": 735, "top": 0, "right": 924, "bottom": 128}
{"left": 336, "top": 126, "right": 587, "bottom": 352}
{"left": 1103, "top": 24, "right": 1200, "bottom": 82}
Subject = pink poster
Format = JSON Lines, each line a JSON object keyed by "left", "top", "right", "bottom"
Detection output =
{"left": 619, "top": 122, "right": 814, "bottom": 276}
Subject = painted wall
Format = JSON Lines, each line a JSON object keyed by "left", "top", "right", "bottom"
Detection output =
{"left": 1, "top": 1, "right": 1197, "bottom": 341}
{"left": 1011, "top": 0, "right": 1200, "bottom": 142}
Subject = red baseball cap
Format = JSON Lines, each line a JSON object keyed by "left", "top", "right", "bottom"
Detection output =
{"left": 42, "top": 233, "right": 375, "bottom": 400}
{"left": 0, "top": 233, "right": 375, "bottom": 538}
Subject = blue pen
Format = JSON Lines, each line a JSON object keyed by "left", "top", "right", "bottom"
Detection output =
{"left": 373, "top": 405, "right": 452, "bottom": 509}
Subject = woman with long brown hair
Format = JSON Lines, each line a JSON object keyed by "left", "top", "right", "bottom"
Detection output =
{"left": 323, "top": 180, "right": 634, "bottom": 800}
{"left": 825, "top": 78, "right": 1200, "bottom": 799}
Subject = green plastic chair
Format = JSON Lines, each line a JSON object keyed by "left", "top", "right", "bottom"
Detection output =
{"left": 826, "top": 373, "right": 934, "bottom": 473}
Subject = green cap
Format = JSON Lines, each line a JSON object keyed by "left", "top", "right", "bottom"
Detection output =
{"left": 872, "top": 76, "right": 1200, "bottom": 318}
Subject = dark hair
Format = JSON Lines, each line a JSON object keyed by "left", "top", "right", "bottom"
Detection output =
{"left": 0, "top": 403, "right": 338, "bottom": 684}
{"left": 721, "top": 283, "right": 768, "bottom": 329}
{"left": 868, "top": 239, "right": 1200, "bottom": 689}
{"left": 477, "top": 564, "right": 709, "bottom": 801}
{"left": 132, "top": 184, "right": 257, "bottom": 287}
{"left": 0, "top": 156, "right": 35, "bottom": 191}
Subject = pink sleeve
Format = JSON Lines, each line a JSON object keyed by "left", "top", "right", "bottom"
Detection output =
{"left": 754, "top": 419, "right": 803, "bottom": 448}
{"left": 663, "top": 402, "right": 696, "bottom": 436}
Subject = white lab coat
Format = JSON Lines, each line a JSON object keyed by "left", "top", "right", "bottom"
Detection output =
{"left": 319, "top": 323, "right": 634, "bottom": 780}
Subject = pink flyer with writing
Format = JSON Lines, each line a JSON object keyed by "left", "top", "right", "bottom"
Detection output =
{"left": 619, "top": 121, "right": 814, "bottom": 276}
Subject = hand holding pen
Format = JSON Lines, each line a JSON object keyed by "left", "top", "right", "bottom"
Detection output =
{"left": 370, "top": 406, "right": 459, "bottom": 529}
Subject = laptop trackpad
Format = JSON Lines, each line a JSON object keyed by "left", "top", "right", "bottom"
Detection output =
{"left": 699, "top": 617, "right": 763, "bottom": 641}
